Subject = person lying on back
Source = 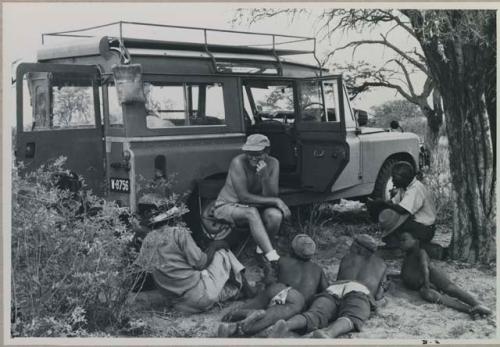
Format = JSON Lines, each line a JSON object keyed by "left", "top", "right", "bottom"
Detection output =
{"left": 217, "top": 234, "right": 328, "bottom": 337}
{"left": 270, "top": 234, "right": 388, "bottom": 338}
{"left": 399, "top": 232, "right": 491, "bottom": 318}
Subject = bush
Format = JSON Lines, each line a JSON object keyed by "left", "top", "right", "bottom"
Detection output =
{"left": 11, "top": 157, "right": 137, "bottom": 337}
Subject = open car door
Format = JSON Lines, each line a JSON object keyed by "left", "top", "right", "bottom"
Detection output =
{"left": 16, "top": 63, "right": 105, "bottom": 194}
{"left": 296, "top": 75, "right": 349, "bottom": 192}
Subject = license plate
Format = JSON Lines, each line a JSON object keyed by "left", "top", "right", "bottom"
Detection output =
{"left": 110, "top": 178, "right": 130, "bottom": 193}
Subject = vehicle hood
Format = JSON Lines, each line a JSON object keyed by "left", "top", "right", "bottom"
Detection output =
{"left": 358, "top": 127, "right": 420, "bottom": 141}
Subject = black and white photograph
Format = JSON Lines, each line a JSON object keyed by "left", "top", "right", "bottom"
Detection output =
{"left": 3, "top": 2, "right": 497, "bottom": 343}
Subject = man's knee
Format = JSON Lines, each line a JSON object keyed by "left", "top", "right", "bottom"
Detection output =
{"left": 262, "top": 208, "right": 283, "bottom": 226}
{"left": 420, "top": 287, "right": 441, "bottom": 303}
{"left": 243, "top": 207, "right": 261, "bottom": 221}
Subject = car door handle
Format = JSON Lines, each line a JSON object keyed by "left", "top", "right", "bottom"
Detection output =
{"left": 25, "top": 142, "right": 35, "bottom": 158}
{"left": 313, "top": 149, "right": 325, "bottom": 158}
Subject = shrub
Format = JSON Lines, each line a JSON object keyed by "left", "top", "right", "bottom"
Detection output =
{"left": 11, "top": 157, "right": 137, "bottom": 337}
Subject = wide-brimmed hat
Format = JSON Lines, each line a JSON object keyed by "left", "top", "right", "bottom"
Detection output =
{"left": 379, "top": 209, "right": 409, "bottom": 238}
{"left": 242, "top": 134, "right": 270, "bottom": 152}
{"left": 291, "top": 234, "right": 316, "bottom": 260}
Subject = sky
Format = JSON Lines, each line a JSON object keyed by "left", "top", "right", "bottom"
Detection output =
{"left": 3, "top": 2, "right": 429, "bottom": 127}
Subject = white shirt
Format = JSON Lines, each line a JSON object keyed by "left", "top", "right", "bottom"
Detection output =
{"left": 391, "top": 178, "right": 436, "bottom": 226}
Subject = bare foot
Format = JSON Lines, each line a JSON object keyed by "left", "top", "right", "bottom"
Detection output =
{"left": 269, "top": 319, "right": 289, "bottom": 338}
{"left": 240, "top": 309, "right": 266, "bottom": 332}
{"left": 217, "top": 323, "right": 238, "bottom": 337}
{"left": 312, "top": 329, "right": 330, "bottom": 338}
{"left": 470, "top": 305, "right": 492, "bottom": 317}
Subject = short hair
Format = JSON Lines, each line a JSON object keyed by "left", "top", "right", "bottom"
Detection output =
{"left": 392, "top": 161, "right": 415, "bottom": 179}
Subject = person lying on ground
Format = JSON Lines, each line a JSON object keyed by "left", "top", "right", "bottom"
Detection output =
{"left": 217, "top": 234, "right": 328, "bottom": 337}
{"left": 270, "top": 234, "right": 388, "bottom": 338}
{"left": 367, "top": 161, "right": 437, "bottom": 250}
{"left": 134, "top": 211, "right": 255, "bottom": 313}
{"left": 399, "top": 231, "right": 491, "bottom": 318}
{"left": 210, "top": 134, "right": 291, "bottom": 264}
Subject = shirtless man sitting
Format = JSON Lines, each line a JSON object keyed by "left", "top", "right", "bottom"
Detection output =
{"left": 217, "top": 234, "right": 328, "bottom": 337}
{"left": 211, "top": 134, "right": 291, "bottom": 263}
{"left": 270, "top": 234, "right": 388, "bottom": 338}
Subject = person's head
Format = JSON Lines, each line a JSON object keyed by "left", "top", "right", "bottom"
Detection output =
{"left": 291, "top": 234, "right": 316, "bottom": 261}
{"left": 242, "top": 134, "right": 270, "bottom": 168}
{"left": 351, "top": 234, "right": 378, "bottom": 255}
{"left": 399, "top": 232, "right": 419, "bottom": 251}
{"left": 391, "top": 161, "right": 415, "bottom": 189}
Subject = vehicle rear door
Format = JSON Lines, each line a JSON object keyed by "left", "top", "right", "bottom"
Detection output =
{"left": 16, "top": 63, "right": 105, "bottom": 194}
{"left": 296, "top": 76, "right": 349, "bottom": 192}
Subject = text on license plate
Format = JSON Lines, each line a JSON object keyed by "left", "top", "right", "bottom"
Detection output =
{"left": 110, "top": 178, "right": 130, "bottom": 193}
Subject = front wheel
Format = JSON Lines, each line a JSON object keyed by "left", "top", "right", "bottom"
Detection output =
{"left": 371, "top": 159, "right": 399, "bottom": 201}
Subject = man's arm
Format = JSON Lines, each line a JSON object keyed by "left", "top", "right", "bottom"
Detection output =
{"left": 318, "top": 269, "right": 330, "bottom": 292}
{"left": 229, "top": 158, "right": 279, "bottom": 206}
{"left": 261, "top": 158, "right": 279, "bottom": 197}
{"left": 375, "top": 268, "right": 388, "bottom": 301}
{"left": 177, "top": 230, "right": 228, "bottom": 270}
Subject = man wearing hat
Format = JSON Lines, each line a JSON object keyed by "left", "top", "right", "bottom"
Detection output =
{"left": 270, "top": 234, "right": 388, "bottom": 338}
{"left": 212, "top": 133, "right": 291, "bottom": 263}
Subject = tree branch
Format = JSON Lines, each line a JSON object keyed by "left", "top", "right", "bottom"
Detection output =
{"left": 351, "top": 81, "right": 416, "bottom": 102}
{"left": 327, "top": 38, "right": 430, "bottom": 77}
{"left": 389, "top": 59, "right": 416, "bottom": 97}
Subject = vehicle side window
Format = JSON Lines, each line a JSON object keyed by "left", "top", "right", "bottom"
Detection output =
{"left": 300, "top": 80, "right": 339, "bottom": 123}
{"left": 144, "top": 82, "right": 226, "bottom": 128}
{"left": 108, "top": 84, "right": 124, "bottom": 126}
{"left": 343, "top": 87, "right": 356, "bottom": 128}
{"left": 22, "top": 72, "right": 96, "bottom": 131}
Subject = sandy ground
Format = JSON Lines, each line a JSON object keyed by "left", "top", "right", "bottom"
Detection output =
{"left": 128, "top": 202, "right": 496, "bottom": 340}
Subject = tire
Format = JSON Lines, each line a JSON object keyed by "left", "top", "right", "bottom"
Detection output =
{"left": 371, "top": 159, "right": 399, "bottom": 201}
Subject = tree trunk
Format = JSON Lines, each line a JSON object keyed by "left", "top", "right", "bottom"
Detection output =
{"left": 404, "top": 10, "right": 496, "bottom": 263}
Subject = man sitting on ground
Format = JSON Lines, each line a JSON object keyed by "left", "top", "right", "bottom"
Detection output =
{"left": 134, "top": 208, "right": 255, "bottom": 313}
{"left": 217, "top": 234, "right": 328, "bottom": 337}
{"left": 270, "top": 234, "right": 388, "bottom": 338}
{"left": 399, "top": 231, "right": 491, "bottom": 318}
{"left": 369, "top": 161, "right": 436, "bottom": 245}
{"left": 210, "top": 134, "right": 291, "bottom": 264}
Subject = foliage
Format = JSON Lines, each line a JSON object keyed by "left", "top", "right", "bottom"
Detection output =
{"left": 52, "top": 87, "right": 94, "bottom": 127}
{"left": 370, "top": 99, "right": 427, "bottom": 138}
{"left": 11, "top": 157, "right": 138, "bottom": 337}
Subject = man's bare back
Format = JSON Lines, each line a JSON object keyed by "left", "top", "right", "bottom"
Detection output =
{"left": 337, "top": 252, "right": 387, "bottom": 298}
{"left": 279, "top": 256, "right": 328, "bottom": 304}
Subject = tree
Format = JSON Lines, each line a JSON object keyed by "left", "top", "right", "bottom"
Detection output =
{"left": 401, "top": 10, "right": 496, "bottom": 263}
{"left": 233, "top": 9, "right": 445, "bottom": 154}
{"left": 234, "top": 8, "right": 496, "bottom": 263}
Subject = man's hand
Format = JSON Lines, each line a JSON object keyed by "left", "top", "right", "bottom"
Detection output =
{"left": 255, "top": 160, "right": 268, "bottom": 176}
{"left": 275, "top": 199, "right": 291, "bottom": 219}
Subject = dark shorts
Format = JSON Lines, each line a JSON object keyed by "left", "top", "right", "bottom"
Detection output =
{"left": 301, "top": 291, "right": 371, "bottom": 333}
{"left": 383, "top": 220, "right": 435, "bottom": 246}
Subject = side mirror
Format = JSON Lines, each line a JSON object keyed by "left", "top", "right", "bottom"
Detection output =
{"left": 356, "top": 109, "right": 368, "bottom": 126}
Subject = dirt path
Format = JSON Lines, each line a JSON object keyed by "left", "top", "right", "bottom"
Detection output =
{"left": 130, "top": 204, "right": 496, "bottom": 339}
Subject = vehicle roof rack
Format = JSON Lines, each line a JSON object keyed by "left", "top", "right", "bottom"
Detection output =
{"left": 41, "top": 21, "right": 322, "bottom": 75}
